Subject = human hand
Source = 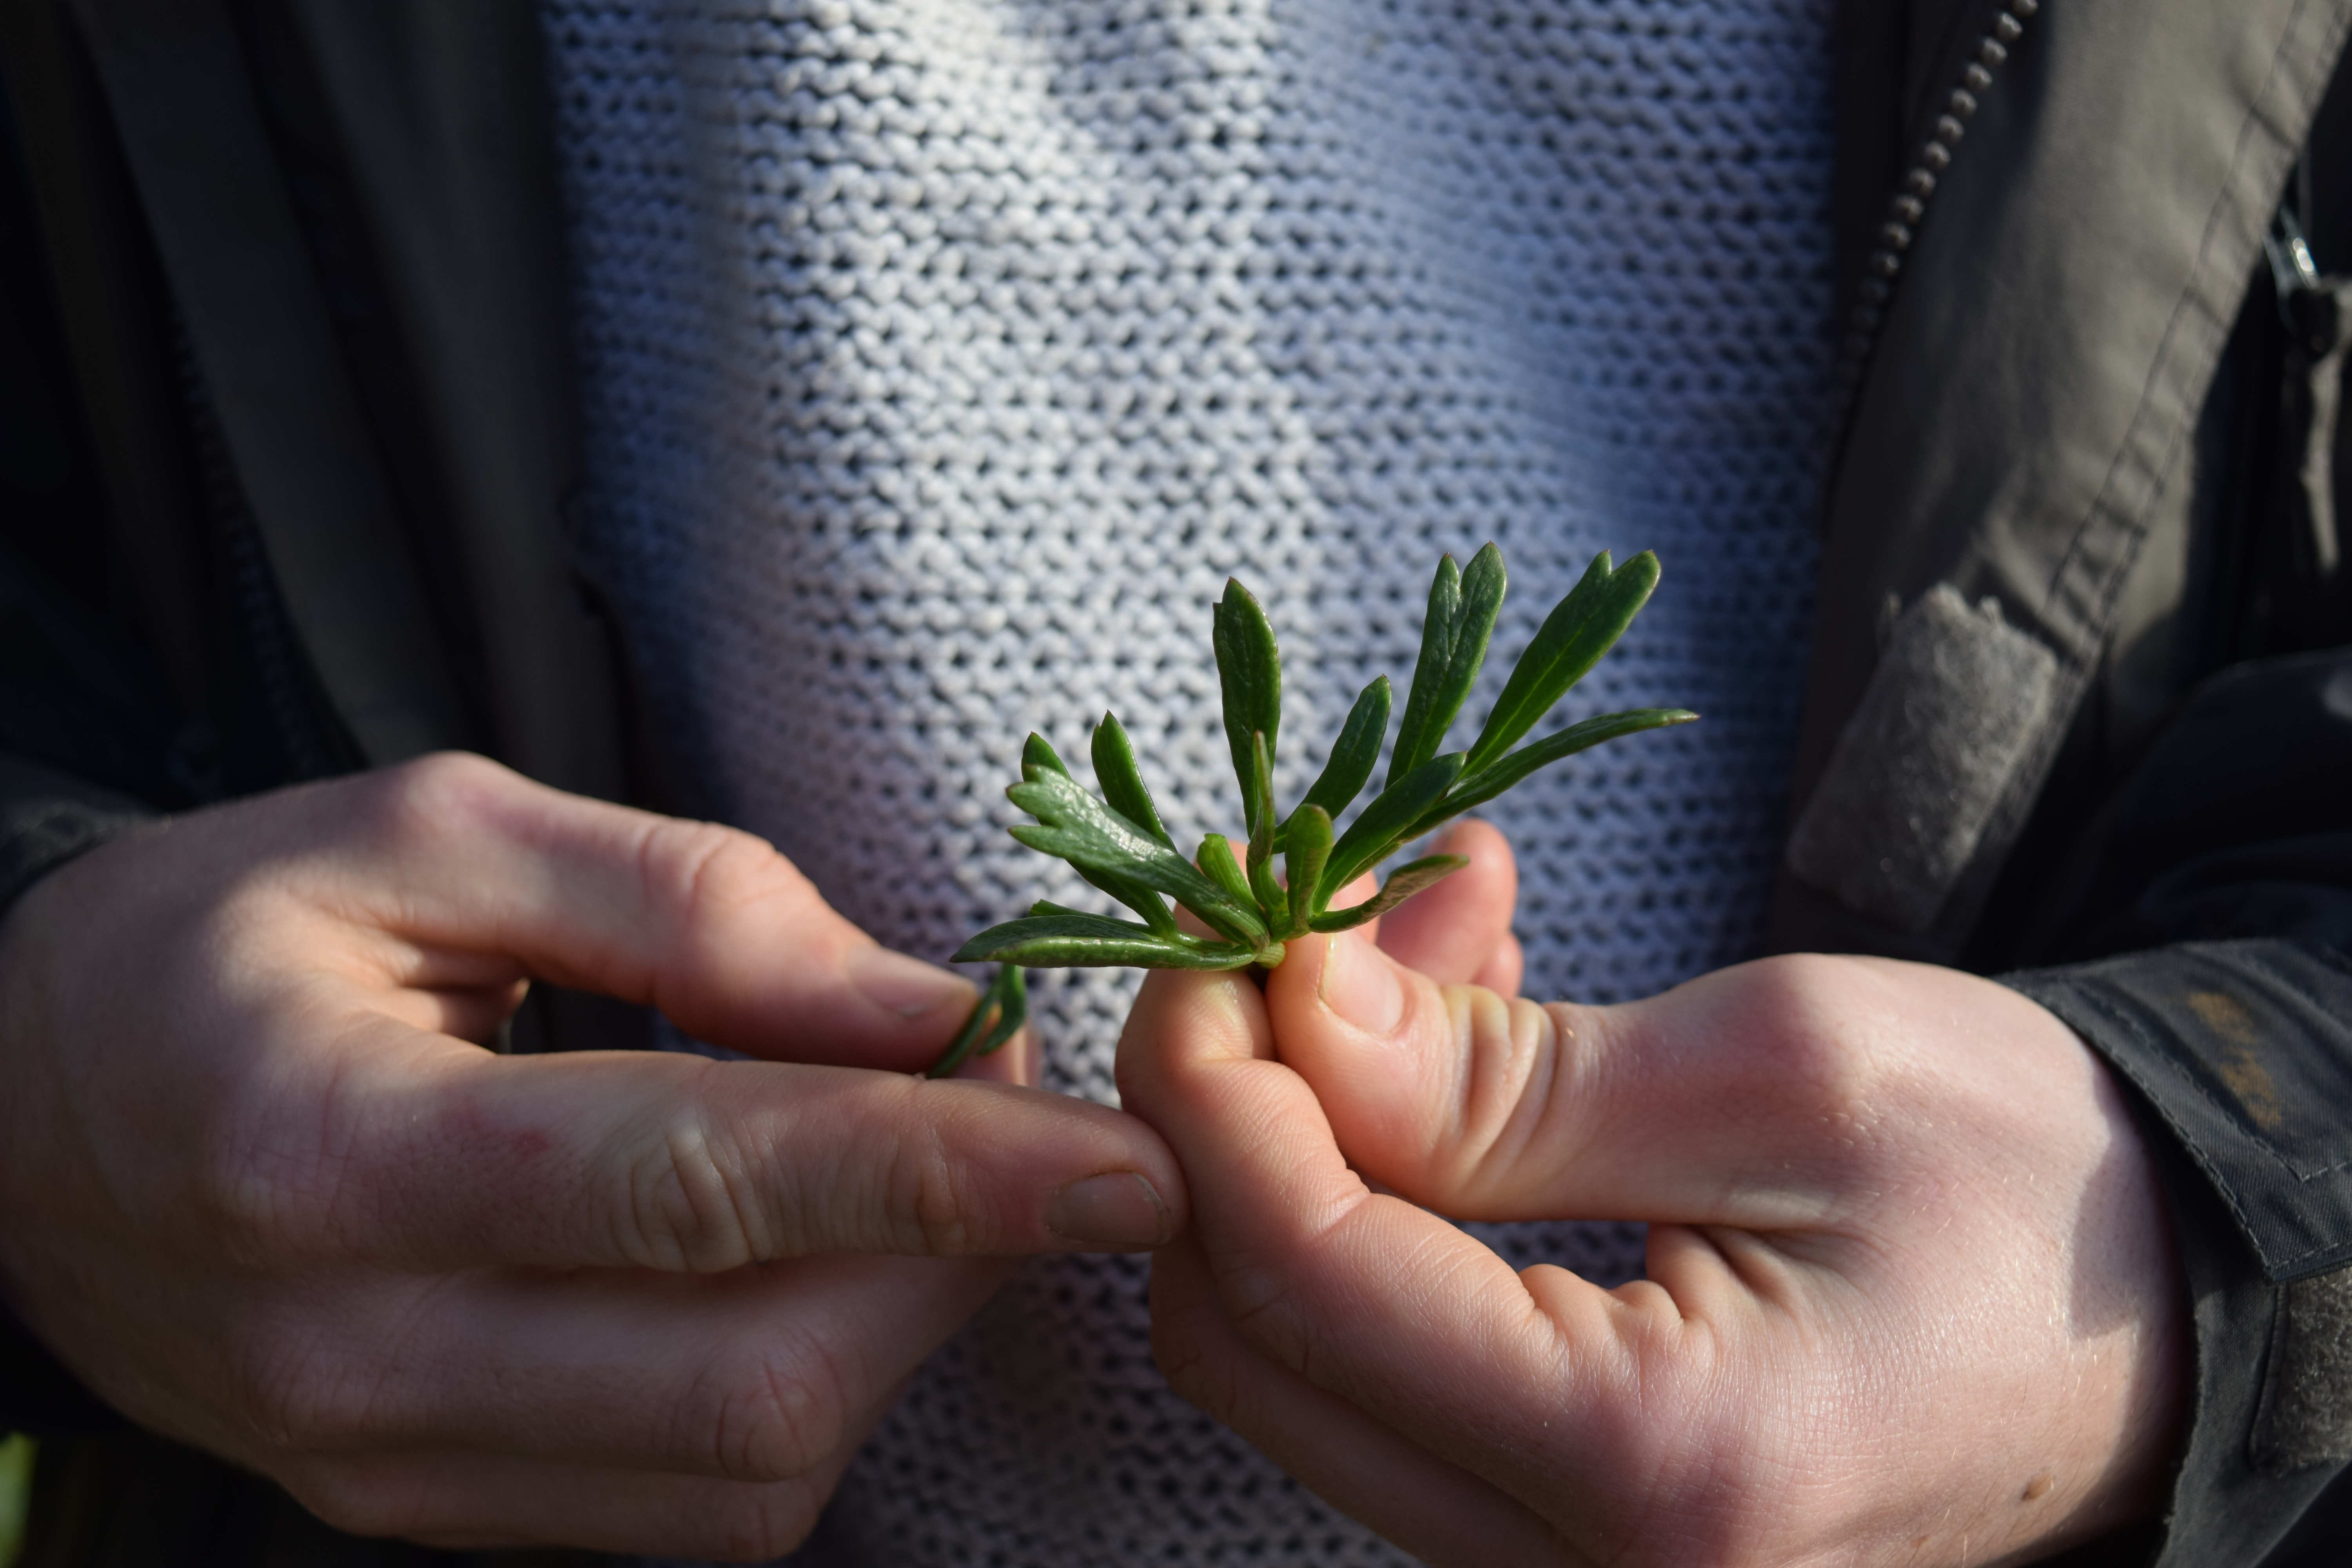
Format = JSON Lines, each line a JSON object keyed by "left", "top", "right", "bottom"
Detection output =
{"left": 0, "top": 753, "right": 1184, "bottom": 1557}
{"left": 1120, "top": 895, "right": 2186, "bottom": 1564}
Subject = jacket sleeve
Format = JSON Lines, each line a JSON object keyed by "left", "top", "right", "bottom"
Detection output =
{"left": 1988, "top": 649, "right": 2352, "bottom": 1565}
{"left": 0, "top": 756, "right": 152, "bottom": 921}
{"left": 2005, "top": 942, "right": 2352, "bottom": 1568}
{"left": 0, "top": 757, "right": 151, "bottom": 1436}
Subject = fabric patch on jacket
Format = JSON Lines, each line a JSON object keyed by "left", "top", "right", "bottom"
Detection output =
{"left": 2254, "top": 1266, "right": 2352, "bottom": 1473}
{"left": 1786, "top": 583, "right": 2059, "bottom": 933}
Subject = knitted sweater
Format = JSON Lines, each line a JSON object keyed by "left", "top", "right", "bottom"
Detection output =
{"left": 545, "top": 0, "right": 1836, "bottom": 1560}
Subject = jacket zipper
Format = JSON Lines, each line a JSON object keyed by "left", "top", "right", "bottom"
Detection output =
{"left": 1833, "top": 0, "right": 2042, "bottom": 402}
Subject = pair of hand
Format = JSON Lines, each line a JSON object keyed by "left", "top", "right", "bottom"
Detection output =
{"left": 0, "top": 757, "right": 2187, "bottom": 1562}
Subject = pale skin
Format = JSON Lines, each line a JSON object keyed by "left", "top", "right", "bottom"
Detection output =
{"left": 0, "top": 755, "right": 2188, "bottom": 1561}
{"left": 1120, "top": 818, "right": 2191, "bottom": 1567}
{"left": 0, "top": 753, "right": 1194, "bottom": 1557}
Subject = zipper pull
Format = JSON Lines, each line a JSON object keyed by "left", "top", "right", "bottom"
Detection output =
{"left": 2259, "top": 186, "right": 2347, "bottom": 605}
{"left": 2265, "top": 201, "right": 2323, "bottom": 301}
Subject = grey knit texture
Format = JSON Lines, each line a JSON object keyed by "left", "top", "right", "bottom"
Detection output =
{"left": 545, "top": 0, "right": 1835, "bottom": 1560}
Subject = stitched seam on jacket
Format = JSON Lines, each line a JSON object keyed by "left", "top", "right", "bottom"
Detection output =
{"left": 2237, "top": 946, "right": 2352, "bottom": 1187}
{"left": 2087, "top": 975, "right": 2352, "bottom": 1184}
{"left": 2038, "top": 0, "right": 2336, "bottom": 638}
{"left": 2280, "top": 941, "right": 2352, "bottom": 986}
{"left": 2054, "top": 982, "right": 2267, "bottom": 1243}
{"left": 2066, "top": 973, "right": 2352, "bottom": 1275}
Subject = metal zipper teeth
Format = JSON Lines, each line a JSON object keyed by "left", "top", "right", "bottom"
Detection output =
{"left": 1833, "top": 0, "right": 2041, "bottom": 397}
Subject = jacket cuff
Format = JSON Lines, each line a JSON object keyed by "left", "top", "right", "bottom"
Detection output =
{"left": 0, "top": 755, "right": 154, "bottom": 923}
{"left": 0, "top": 755, "right": 151, "bottom": 1436}
{"left": 2005, "top": 940, "right": 2352, "bottom": 1566}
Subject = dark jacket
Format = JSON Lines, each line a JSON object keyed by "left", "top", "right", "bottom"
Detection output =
{"left": 1, "top": 0, "right": 2347, "bottom": 1563}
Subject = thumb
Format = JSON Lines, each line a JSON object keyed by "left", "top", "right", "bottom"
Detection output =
{"left": 1370, "top": 818, "right": 1523, "bottom": 993}
{"left": 1265, "top": 930, "right": 1866, "bottom": 1227}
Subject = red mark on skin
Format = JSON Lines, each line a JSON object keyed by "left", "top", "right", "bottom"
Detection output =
{"left": 437, "top": 1095, "right": 553, "bottom": 1165}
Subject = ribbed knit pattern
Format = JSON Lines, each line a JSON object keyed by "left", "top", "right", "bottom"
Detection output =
{"left": 545, "top": 0, "right": 1835, "bottom": 1559}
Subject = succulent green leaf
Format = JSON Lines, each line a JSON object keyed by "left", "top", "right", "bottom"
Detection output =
{"left": 1250, "top": 866, "right": 1290, "bottom": 943}
{"left": 1319, "top": 750, "right": 1466, "bottom": 903}
{"left": 1409, "top": 707, "right": 1698, "bottom": 840}
{"left": 1007, "top": 768, "right": 1269, "bottom": 947}
{"left": 1391, "top": 544, "right": 1505, "bottom": 785}
{"left": 1028, "top": 899, "right": 1095, "bottom": 918}
{"left": 1295, "top": 675, "right": 1391, "bottom": 828}
{"left": 1009, "top": 765, "right": 1265, "bottom": 943}
{"left": 976, "top": 965, "right": 1026, "bottom": 1054}
{"left": 923, "top": 963, "right": 1029, "bottom": 1078}
{"left": 1282, "top": 804, "right": 1333, "bottom": 936}
{"left": 1247, "top": 750, "right": 1289, "bottom": 931}
{"left": 1388, "top": 554, "right": 1462, "bottom": 786}
{"left": 1466, "top": 550, "right": 1662, "bottom": 772}
{"left": 953, "top": 919, "right": 1252, "bottom": 972}
{"left": 1091, "top": 712, "right": 1172, "bottom": 849}
{"left": 1024, "top": 731, "right": 1072, "bottom": 778}
{"left": 1014, "top": 736, "right": 1179, "bottom": 934}
{"left": 1247, "top": 731, "right": 1276, "bottom": 859}
{"left": 955, "top": 913, "right": 1199, "bottom": 964}
{"left": 1214, "top": 579, "right": 1282, "bottom": 837}
{"left": 1196, "top": 833, "right": 1254, "bottom": 909}
{"left": 1308, "top": 854, "right": 1470, "bottom": 933}
{"left": 1071, "top": 866, "right": 1179, "bottom": 939}
{"left": 962, "top": 911, "right": 1156, "bottom": 952}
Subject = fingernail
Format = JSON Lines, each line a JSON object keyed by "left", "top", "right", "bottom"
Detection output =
{"left": 1319, "top": 932, "right": 1405, "bottom": 1035}
{"left": 1047, "top": 1171, "right": 1172, "bottom": 1250}
{"left": 844, "top": 945, "right": 975, "bottom": 1020}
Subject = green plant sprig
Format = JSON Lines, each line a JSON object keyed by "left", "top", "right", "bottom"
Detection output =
{"left": 924, "top": 544, "right": 1695, "bottom": 1077}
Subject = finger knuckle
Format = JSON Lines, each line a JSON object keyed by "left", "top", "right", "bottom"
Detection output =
{"left": 1435, "top": 985, "right": 1551, "bottom": 1194}
{"left": 188, "top": 1088, "right": 347, "bottom": 1268}
{"left": 357, "top": 751, "right": 517, "bottom": 850}
{"left": 688, "top": 1344, "right": 852, "bottom": 1484}
{"left": 1219, "top": 1269, "right": 1321, "bottom": 1382}
{"left": 638, "top": 817, "right": 802, "bottom": 932}
{"left": 886, "top": 1120, "right": 978, "bottom": 1255}
{"left": 188, "top": 1130, "right": 282, "bottom": 1259}
{"left": 1149, "top": 1310, "right": 1248, "bottom": 1428}
{"left": 1738, "top": 955, "right": 1894, "bottom": 1142}
{"left": 620, "top": 1112, "right": 763, "bottom": 1270}
{"left": 630, "top": 818, "right": 831, "bottom": 1011}
{"left": 229, "top": 1325, "right": 374, "bottom": 1453}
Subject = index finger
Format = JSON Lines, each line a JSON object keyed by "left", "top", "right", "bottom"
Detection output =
{"left": 264, "top": 1006, "right": 1183, "bottom": 1272}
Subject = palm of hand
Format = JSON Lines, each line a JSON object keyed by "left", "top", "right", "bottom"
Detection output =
{"left": 1119, "top": 824, "right": 2186, "bottom": 1568}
